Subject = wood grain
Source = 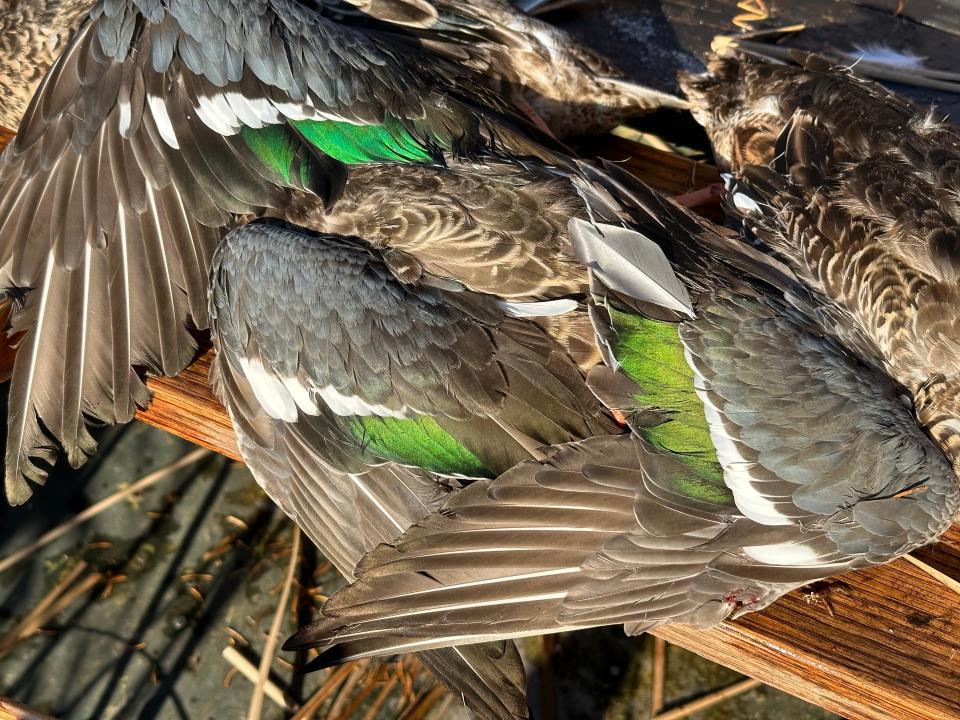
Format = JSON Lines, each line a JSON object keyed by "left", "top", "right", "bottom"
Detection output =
{"left": 2, "top": 124, "right": 960, "bottom": 720}
{"left": 139, "top": 346, "right": 240, "bottom": 462}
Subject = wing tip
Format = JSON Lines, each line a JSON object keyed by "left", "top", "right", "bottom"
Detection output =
{"left": 5, "top": 473, "right": 34, "bottom": 506}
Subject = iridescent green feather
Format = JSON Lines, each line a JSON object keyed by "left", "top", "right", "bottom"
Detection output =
{"left": 349, "top": 415, "right": 492, "bottom": 478}
{"left": 291, "top": 117, "right": 438, "bottom": 165}
{"left": 240, "top": 124, "right": 326, "bottom": 190}
{"left": 608, "top": 307, "right": 733, "bottom": 505}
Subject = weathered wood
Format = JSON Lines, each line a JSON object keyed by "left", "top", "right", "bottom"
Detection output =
{"left": 2, "top": 124, "right": 960, "bottom": 720}
{"left": 140, "top": 346, "right": 241, "bottom": 462}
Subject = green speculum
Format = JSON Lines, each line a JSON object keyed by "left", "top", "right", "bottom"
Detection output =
{"left": 608, "top": 307, "right": 733, "bottom": 504}
{"left": 290, "top": 117, "right": 437, "bottom": 165}
{"left": 349, "top": 415, "right": 492, "bottom": 478}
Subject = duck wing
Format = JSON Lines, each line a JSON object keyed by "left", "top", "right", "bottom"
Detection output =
{"left": 0, "top": 0, "right": 568, "bottom": 504}
{"left": 207, "top": 219, "right": 622, "bottom": 718}
{"left": 210, "top": 298, "right": 529, "bottom": 719}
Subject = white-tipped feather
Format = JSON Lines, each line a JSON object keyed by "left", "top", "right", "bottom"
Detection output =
{"left": 146, "top": 94, "right": 179, "bottom": 149}
{"left": 240, "top": 355, "right": 298, "bottom": 422}
{"left": 317, "top": 385, "right": 413, "bottom": 418}
{"left": 742, "top": 540, "right": 822, "bottom": 565}
{"left": 281, "top": 375, "right": 321, "bottom": 415}
{"left": 497, "top": 298, "right": 578, "bottom": 317}
{"left": 568, "top": 219, "right": 694, "bottom": 317}
{"left": 194, "top": 92, "right": 241, "bottom": 136}
{"left": 697, "top": 393, "right": 792, "bottom": 526}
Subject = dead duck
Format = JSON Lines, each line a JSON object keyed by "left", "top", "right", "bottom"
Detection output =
{"left": 413, "top": 0, "right": 688, "bottom": 137}
{"left": 681, "top": 51, "right": 960, "bottom": 462}
{"left": 5, "top": 3, "right": 957, "bottom": 715}
{"left": 0, "top": 1, "right": 683, "bottom": 715}
{"left": 280, "top": 168, "right": 960, "bottom": 665}
{"left": 0, "top": 0, "right": 684, "bottom": 138}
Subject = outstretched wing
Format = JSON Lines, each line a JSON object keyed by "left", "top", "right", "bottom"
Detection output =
{"left": 209, "top": 220, "right": 559, "bottom": 718}
{"left": 0, "top": 0, "right": 561, "bottom": 503}
{"left": 208, "top": 220, "right": 615, "bottom": 480}
{"left": 212, "top": 335, "right": 531, "bottom": 720}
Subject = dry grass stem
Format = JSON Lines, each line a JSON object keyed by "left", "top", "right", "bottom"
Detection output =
{"left": 362, "top": 674, "right": 399, "bottom": 720}
{"left": 221, "top": 646, "right": 294, "bottom": 712}
{"left": 653, "top": 678, "right": 762, "bottom": 720}
{"left": 400, "top": 684, "right": 448, "bottom": 720}
{"left": 327, "top": 662, "right": 368, "bottom": 718}
{"left": 334, "top": 666, "right": 386, "bottom": 718}
{"left": 904, "top": 555, "right": 960, "bottom": 596}
{"left": 651, "top": 636, "right": 667, "bottom": 716}
{"left": 0, "top": 696, "right": 57, "bottom": 720}
{"left": 0, "top": 566, "right": 103, "bottom": 658}
{"left": 248, "top": 526, "right": 301, "bottom": 720}
{"left": 291, "top": 664, "right": 356, "bottom": 720}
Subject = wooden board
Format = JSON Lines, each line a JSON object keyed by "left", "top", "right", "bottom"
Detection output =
{"left": 2, "top": 126, "right": 960, "bottom": 720}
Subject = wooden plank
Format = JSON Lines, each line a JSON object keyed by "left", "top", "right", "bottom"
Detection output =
{"left": 140, "top": 346, "right": 240, "bottom": 462}
{"left": 2, "top": 125, "right": 960, "bottom": 720}
{"left": 657, "top": 525, "right": 960, "bottom": 720}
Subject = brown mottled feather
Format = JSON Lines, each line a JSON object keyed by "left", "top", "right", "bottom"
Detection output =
{"left": 684, "top": 53, "right": 960, "bottom": 468}
{"left": 0, "top": 0, "right": 91, "bottom": 130}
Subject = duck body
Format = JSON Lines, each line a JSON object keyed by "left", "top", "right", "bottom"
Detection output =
{"left": 284, "top": 170, "right": 959, "bottom": 661}
{"left": 418, "top": 0, "right": 688, "bottom": 137}
{"left": 0, "top": 1, "right": 678, "bottom": 715}
{"left": 0, "top": 2, "right": 599, "bottom": 715}
{"left": 0, "top": 0, "right": 684, "bottom": 140}
{"left": 4, "top": 1, "right": 959, "bottom": 713}
{"left": 682, "top": 52, "right": 960, "bottom": 463}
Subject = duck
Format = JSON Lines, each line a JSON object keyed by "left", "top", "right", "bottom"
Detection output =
{"left": 279, "top": 163, "right": 960, "bottom": 665}
{"left": 0, "top": 0, "right": 90, "bottom": 129}
{"left": 275, "top": 55, "right": 960, "bottom": 675}
{"left": 0, "top": 0, "right": 684, "bottom": 138}
{"left": 6, "top": 3, "right": 957, "bottom": 716}
{"left": 403, "top": 0, "right": 689, "bottom": 137}
{"left": 0, "top": 1, "right": 678, "bottom": 716}
{"left": 680, "top": 51, "right": 960, "bottom": 461}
